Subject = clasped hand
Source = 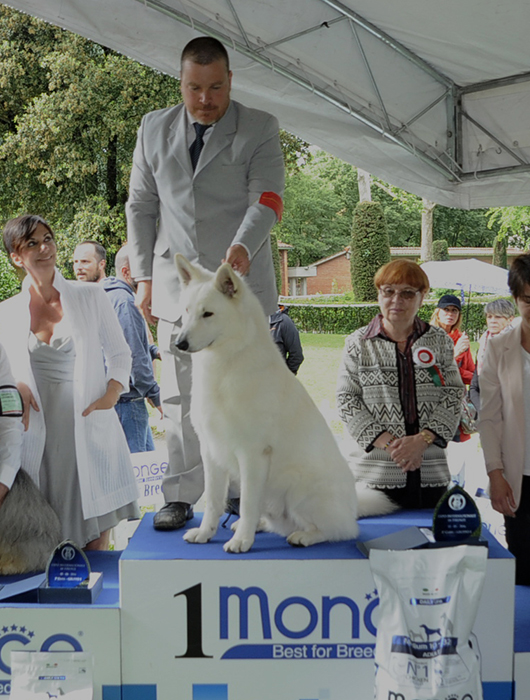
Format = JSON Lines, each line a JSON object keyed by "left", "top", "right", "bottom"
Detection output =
{"left": 387, "top": 434, "right": 427, "bottom": 472}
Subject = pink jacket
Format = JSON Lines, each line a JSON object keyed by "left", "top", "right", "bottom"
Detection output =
{"left": 478, "top": 319, "right": 525, "bottom": 508}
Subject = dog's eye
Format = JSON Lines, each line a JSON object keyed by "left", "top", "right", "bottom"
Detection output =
{"left": 203, "top": 311, "right": 214, "bottom": 318}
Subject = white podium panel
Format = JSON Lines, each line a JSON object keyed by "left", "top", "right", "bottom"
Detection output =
{"left": 120, "top": 512, "right": 515, "bottom": 700}
{"left": 0, "top": 552, "right": 121, "bottom": 700}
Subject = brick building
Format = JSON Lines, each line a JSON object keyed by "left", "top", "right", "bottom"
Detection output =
{"left": 285, "top": 246, "right": 523, "bottom": 297}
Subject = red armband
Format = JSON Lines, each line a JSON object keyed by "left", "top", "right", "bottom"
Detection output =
{"left": 259, "top": 191, "right": 283, "bottom": 222}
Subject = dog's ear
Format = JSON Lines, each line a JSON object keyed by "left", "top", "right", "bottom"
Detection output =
{"left": 215, "top": 263, "right": 240, "bottom": 299}
{"left": 175, "top": 254, "right": 197, "bottom": 287}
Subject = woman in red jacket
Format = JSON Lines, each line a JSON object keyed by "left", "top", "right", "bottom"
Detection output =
{"left": 430, "top": 294, "right": 476, "bottom": 384}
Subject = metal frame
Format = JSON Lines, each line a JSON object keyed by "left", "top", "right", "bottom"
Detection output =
{"left": 135, "top": 0, "right": 530, "bottom": 183}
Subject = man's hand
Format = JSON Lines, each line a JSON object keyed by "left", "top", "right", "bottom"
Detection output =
{"left": 224, "top": 244, "right": 250, "bottom": 276}
{"left": 136, "top": 280, "right": 158, "bottom": 326}
{"left": 148, "top": 398, "right": 164, "bottom": 419}
{"left": 17, "top": 381, "right": 39, "bottom": 431}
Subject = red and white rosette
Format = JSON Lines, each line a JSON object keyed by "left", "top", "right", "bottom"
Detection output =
{"left": 413, "top": 346, "right": 436, "bottom": 368}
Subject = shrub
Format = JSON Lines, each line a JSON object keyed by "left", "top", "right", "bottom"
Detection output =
{"left": 350, "top": 201, "right": 390, "bottom": 301}
{"left": 288, "top": 301, "right": 489, "bottom": 339}
{"left": 432, "top": 239, "right": 449, "bottom": 261}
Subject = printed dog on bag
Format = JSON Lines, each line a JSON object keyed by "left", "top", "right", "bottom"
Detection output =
{"left": 174, "top": 254, "right": 396, "bottom": 553}
{"left": 0, "top": 468, "right": 62, "bottom": 574}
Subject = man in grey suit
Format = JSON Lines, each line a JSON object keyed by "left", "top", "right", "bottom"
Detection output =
{"left": 126, "top": 36, "right": 285, "bottom": 530}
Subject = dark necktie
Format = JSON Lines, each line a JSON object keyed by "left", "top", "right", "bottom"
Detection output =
{"left": 189, "top": 122, "right": 211, "bottom": 171}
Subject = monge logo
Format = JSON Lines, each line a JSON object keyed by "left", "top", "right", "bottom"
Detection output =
{"left": 0, "top": 622, "right": 83, "bottom": 695}
{"left": 173, "top": 583, "right": 380, "bottom": 661}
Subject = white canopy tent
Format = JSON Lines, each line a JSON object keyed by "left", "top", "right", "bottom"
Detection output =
{"left": 5, "top": 0, "right": 530, "bottom": 209}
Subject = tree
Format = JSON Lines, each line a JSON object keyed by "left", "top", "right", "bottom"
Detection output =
{"left": 492, "top": 235, "right": 508, "bottom": 268}
{"left": 420, "top": 198, "right": 436, "bottom": 261}
{"left": 274, "top": 167, "right": 353, "bottom": 267}
{"left": 0, "top": 6, "right": 181, "bottom": 265}
{"left": 357, "top": 168, "right": 371, "bottom": 202}
{"left": 487, "top": 206, "right": 530, "bottom": 247}
{"left": 350, "top": 201, "right": 391, "bottom": 301}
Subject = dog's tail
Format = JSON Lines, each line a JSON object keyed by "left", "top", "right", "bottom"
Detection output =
{"left": 355, "top": 484, "right": 399, "bottom": 518}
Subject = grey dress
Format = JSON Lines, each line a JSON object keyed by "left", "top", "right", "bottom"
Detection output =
{"left": 29, "top": 319, "right": 139, "bottom": 547}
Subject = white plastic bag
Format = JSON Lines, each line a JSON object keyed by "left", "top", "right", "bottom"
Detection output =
{"left": 370, "top": 545, "right": 488, "bottom": 700}
{"left": 10, "top": 651, "right": 93, "bottom": 699}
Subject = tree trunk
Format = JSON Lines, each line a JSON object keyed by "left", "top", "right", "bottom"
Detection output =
{"left": 357, "top": 168, "right": 372, "bottom": 202}
{"left": 420, "top": 198, "right": 436, "bottom": 261}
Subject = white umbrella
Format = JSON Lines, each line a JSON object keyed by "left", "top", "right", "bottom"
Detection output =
{"left": 421, "top": 259, "right": 510, "bottom": 295}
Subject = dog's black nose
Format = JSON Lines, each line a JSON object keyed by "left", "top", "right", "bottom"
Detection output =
{"left": 176, "top": 338, "right": 189, "bottom": 351}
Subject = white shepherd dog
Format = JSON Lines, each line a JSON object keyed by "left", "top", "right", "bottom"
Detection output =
{"left": 175, "top": 254, "right": 395, "bottom": 553}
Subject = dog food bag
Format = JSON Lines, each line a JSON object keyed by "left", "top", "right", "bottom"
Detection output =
{"left": 10, "top": 651, "right": 93, "bottom": 699}
{"left": 369, "top": 545, "right": 488, "bottom": 700}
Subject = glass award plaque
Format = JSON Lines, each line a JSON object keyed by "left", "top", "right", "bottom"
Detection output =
{"left": 46, "top": 540, "right": 90, "bottom": 588}
{"left": 38, "top": 540, "right": 103, "bottom": 604}
{"left": 432, "top": 484, "right": 482, "bottom": 542}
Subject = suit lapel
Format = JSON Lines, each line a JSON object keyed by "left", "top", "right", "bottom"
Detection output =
{"left": 168, "top": 106, "right": 193, "bottom": 176}
{"left": 195, "top": 101, "right": 237, "bottom": 175}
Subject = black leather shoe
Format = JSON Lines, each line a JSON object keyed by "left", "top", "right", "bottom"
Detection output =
{"left": 153, "top": 502, "right": 194, "bottom": 531}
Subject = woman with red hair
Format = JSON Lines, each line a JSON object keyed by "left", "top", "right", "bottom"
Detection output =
{"left": 337, "top": 260, "right": 463, "bottom": 509}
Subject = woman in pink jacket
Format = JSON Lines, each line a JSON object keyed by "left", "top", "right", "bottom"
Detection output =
{"left": 479, "top": 254, "right": 530, "bottom": 585}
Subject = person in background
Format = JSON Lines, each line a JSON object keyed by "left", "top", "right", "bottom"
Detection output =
{"left": 102, "top": 244, "right": 163, "bottom": 452}
{"left": 72, "top": 239, "right": 106, "bottom": 283}
{"left": 469, "top": 299, "right": 515, "bottom": 413}
{"left": 126, "top": 36, "right": 284, "bottom": 531}
{"left": 73, "top": 241, "right": 162, "bottom": 452}
{"left": 430, "top": 294, "right": 476, "bottom": 386}
{"left": 0, "top": 215, "right": 139, "bottom": 550}
{"left": 269, "top": 304, "right": 304, "bottom": 374}
{"left": 337, "top": 260, "right": 463, "bottom": 510}
{"left": 479, "top": 253, "right": 530, "bottom": 584}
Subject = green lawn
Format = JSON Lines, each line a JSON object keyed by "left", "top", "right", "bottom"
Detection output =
{"left": 297, "top": 333, "right": 348, "bottom": 436}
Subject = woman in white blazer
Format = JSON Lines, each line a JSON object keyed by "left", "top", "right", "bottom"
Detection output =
{"left": 479, "top": 253, "right": 530, "bottom": 585}
{"left": 0, "top": 215, "right": 139, "bottom": 550}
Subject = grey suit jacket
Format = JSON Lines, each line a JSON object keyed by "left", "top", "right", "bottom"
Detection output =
{"left": 126, "top": 100, "right": 285, "bottom": 321}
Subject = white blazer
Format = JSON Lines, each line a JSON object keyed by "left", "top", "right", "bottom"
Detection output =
{"left": 478, "top": 320, "right": 525, "bottom": 508}
{"left": 0, "top": 271, "right": 139, "bottom": 518}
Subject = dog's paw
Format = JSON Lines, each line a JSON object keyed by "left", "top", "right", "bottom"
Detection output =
{"left": 223, "top": 535, "right": 254, "bottom": 553}
{"left": 230, "top": 519, "right": 240, "bottom": 533}
{"left": 183, "top": 528, "right": 212, "bottom": 544}
{"left": 287, "top": 530, "right": 325, "bottom": 547}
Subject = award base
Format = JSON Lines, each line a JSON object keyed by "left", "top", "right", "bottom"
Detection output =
{"left": 357, "top": 526, "right": 488, "bottom": 557}
{"left": 38, "top": 572, "right": 103, "bottom": 605}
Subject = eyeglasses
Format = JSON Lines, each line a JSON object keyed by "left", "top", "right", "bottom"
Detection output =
{"left": 379, "top": 287, "right": 420, "bottom": 301}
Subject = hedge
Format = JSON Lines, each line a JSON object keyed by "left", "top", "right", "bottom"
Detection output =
{"left": 287, "top": 301, "right": 490, "bottom": 338}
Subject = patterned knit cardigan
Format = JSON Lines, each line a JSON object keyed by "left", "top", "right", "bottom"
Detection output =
{"left": 337, "top": 324, "right": 464, "bottom": 490}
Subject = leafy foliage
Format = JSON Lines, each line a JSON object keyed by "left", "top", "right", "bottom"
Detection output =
{"left": 0, "top": 6, "right": 181, "bottom": 257}
{"left": 350, "top": 201, "right": 390, "bottom": 301}
{"left": 432, "top": 239, "right": 449, "bottom": 261}
{"left": 0, "top": 252, "right": 21, "bottom": 301}
{"left": 288, "top": 301, "right": 490, "bottom": 338}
